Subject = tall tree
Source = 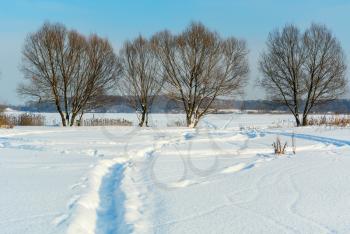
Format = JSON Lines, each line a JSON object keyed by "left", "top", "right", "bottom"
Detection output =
{"left": 18, "top": 22, "right": 121, "bottom": 126}
{"left": 301, "top": 24, "right": 347, "bottom": 125}
{"left": 68, "top": 34, "right": 121, "bottom": 126}
{"left": 259, "top": 25, "right": 306, "bottom": 126}
{"left": 152, "top": 22, "right": 249, "bottom": 127}
{"left": 19, "top": 23, "right": 67, "bottom": 125}
{"left": 119, "top": 36, "right": 164, "bottom": 127}
{"left": 259, "top": 23, "right": 347, "bottom": 126}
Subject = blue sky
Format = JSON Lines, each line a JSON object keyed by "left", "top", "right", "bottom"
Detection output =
{"left": 1, "top": 0, "right": 350, "bottom": 104}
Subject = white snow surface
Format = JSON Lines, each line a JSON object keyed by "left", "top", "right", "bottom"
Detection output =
{"left": 1, "top": 113, "right": 350, "bottom": 234}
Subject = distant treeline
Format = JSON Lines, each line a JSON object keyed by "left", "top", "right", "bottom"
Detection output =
{"left": 12, "top": 96, "right": 350, "bottom": 114}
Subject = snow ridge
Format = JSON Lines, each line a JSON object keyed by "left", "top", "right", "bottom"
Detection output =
{"left": 67, "top": 158, "right": 128, "bottom": 234}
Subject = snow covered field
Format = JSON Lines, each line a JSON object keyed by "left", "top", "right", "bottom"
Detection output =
{"left": 1, "top": 113, "right": 350, "bottom": 234}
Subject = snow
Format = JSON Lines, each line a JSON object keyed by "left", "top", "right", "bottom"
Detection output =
{"left": 4, "top": 107, "right": 16, "bottom": 112}
{"left": 1, "top": 113, "right": 350, "bottom": 233}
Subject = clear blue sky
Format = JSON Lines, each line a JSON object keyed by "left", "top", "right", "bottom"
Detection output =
{"left": 1, "top": 0, "right": 350, "bottom": 104}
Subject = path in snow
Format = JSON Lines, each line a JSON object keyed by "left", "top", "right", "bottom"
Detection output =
{"left": 262, "top": 130, "right": 350, "bottom": 147}
{"left": 2, "top": 116, "right": 350, "bottom": 234}
{"left": 95, "top": 164, "right": 128, "bottom": 234}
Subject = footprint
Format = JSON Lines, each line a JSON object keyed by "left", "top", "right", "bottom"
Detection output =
{"left": 67, "top": 195, "right": 80, "bottom": 209}
{"left": 183, "top": 132, "right": 195, "bottom": 140}
{"left": 70, "top": 177, "right": 88, "bottom": 190}
{"left": 169, "top": 179, "right": 196, "bottom": 188}
{"left": 70, "top": 183, "right": 81, "bottom": 190}
{"left": 221, "top": 163, "right": 247, "bottom": 174}
{"left": 52, "top": 213, "right": 69, "bottom": 226}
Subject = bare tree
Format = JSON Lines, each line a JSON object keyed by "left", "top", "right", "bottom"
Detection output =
{"left": 259, "top": 23, "right": 347, "bottom": 126}
{"left": 19, "top": 22, "right": 120, "bottom": 126}
{"left": 152, "top": 22, "right": 249, "bottom": 127}
{"left": 68, "top": 34, "right": 121, "bottom": 126}
{"left": 119, "top": 36, "right": 163, "bottom": 127}
{"left": 301, "top": 24, "right": 347, "bottom": 125}
{"left": 259, "top": 25, "right": 306, "bottom": 126}
{"left": 19, "top": 23, "right": 67, "bottom": 125}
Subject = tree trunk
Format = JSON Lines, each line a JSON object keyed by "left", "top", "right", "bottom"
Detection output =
{"left": 186, "top": 114, "right": 199, "bottom": 128}
{"left": 59, "top": 111, "right": 66, "bottom": 127}
{"left": 302, "top": 115, "right": 308, "bottom": 126}
{"left": 55, "top": 101, "right": 66, "bottom": 127}
{"left": 70, "top": 113, "right": 77, "bottom": 127}
{"left": 145, "top": 112, "right": 149, "bottom": 127}
{"left": 295, "top": 114, "right": 301, "bottom": 127}
{"left": 139, "top": 111, "right": 146, "bottom": 127}
{"left": 191, "top": 119, "right": 199, "bottom": 128}
{"left": 66, "top": 112, "right": 70, "bottom": 126}
{"left": 78, "top": 112, "right": 84, "bottom": 126}
{"left": 186, "top": 114, "right": 192, "bottom": 127}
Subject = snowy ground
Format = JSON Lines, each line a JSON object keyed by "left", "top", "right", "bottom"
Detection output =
{"left": 1, "top": 113, "right": 350, "bottom": 234}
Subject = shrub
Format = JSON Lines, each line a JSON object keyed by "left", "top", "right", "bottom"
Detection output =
{"left": 272, "top": 137, "right": 287, "bottom": 155}
{"left": 17, "top": 113, "right": 45, "bottom": 126}
{"left": 167, "top": 119, "right": 187, "bottom": 127}
{"left": 0, "top": 114, "right": 12, "bottom": 128}
{"left": 0, "top": 113, "right": 45, "bottom": 127}
{"left": 81, "top": 118, "right": 132, "bottom": 126}
{"left": 306, "top": 115, "right": 350, "bottom": 127}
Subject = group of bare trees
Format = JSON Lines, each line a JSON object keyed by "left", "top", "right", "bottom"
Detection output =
{"left": 19, "top": 22, "right": 248, "bottom": 127}
{"left": 18, "top": 23, "right": 121, "bottom": 126}
{"left": 119, "top": 36, "right": 164, "bottom": 127}
{"left": 259, "top": 23, "right": 347, "bottom": 126}
{"left": 18, "top": 22, "right": 347, "bottom": 128}
{"left": 119, "top": 23, "right": 249, "bottom": 127}
{"left": 151, "top": 23, "right": 248, "bottom": 127}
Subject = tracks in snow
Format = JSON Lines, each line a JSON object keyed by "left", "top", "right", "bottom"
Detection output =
{"left": 262, "top": 130, "right": 350, "bottom": 147}
{"left": 67, "top": 158, "right": 128, "bottom": 234}
{"left": 68, "top": 129, "right": 189, "bottom": 234}
{"left": 95, "top": 164, "right": 129, "bottom": 234}
{"left": 67, "top": 126, "right": 350, "bottom": 234}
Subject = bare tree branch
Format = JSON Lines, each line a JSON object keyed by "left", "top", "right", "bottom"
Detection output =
{"left": 119, "top": 35, "right": 164, "bottom": 127}
{"left": 18, "top": 22, "right": 121, "bottom": 126}
{"left": 259, "top": 23, "right": 347, "bottom": 126}
{"left": 152, "top": 22, "right": 249, "bottom": 127}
